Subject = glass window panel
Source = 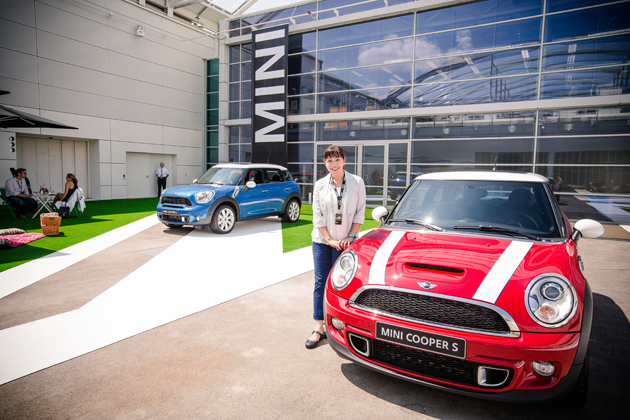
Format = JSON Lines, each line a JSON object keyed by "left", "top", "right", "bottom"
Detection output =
{"left": 229, "top": 102, "right": 239, "bottom": 119}
{"left": 319, "top": 62, "right": 412, "bottom": 93}
{"left": 230, "top": 126, "right": 239, "bottom": 144}
{"left": 241, "top": 61, "right": 251, "bottom": 81}
{"left": 230, "top": 46, "right": 240, "bottom": 64}
{"left": 413, "top": 76, "right": 538, "bottom": 107}
{"left": 542, "top": 35, "right": 630, "bottom": 72}
{"left": 229, "top": 20, "right": 240, "bottom": 38}
{"left": 288, "top": 95, "right": 316, "bottom": 115}
{"left": 545, "top": 3, "right": 630, "bottom": 43}
{"left": 318, "top": 88, "right": 411, "bottom": 114}
{"left": 414, "top": 112, "right": 536, "bottom": 138}
{"left": 387, "top": 164, "right": 411, "bottom": 186}
{"left": 208, "top": 76, "right": 219, "bottom": 92}
{"left": 536, "top": 136, "right": 630, "bottom": 164}
{"left": 363, "top": 146, "right": 385, "bottom": 163}
{"left": 541, "top": 68, "right": 630, "bottom": 99}
{"left": 389, "top": 143, "right": 408, "bottom": 163}
{"left": 241, "top": 81, "right": 251, "bottom": 101}
{"left": 410, "top": 165, "right": 533, "bottom": 174}
{"left": 288, "top": 143, "right": 315, "bottom": 162}
{"left": 288, "top": 74, "right": 315, "bottom": 95}
{"left": 206, "top": 147, "right": 218, "bottom": 163}
{"left": 241, "top": 101, "right": 251, "bottom": 119}
{"left": 287, "top": 122, "right": 315, "bottom": 142}
{"left": 539, "top": 107, "right": 630, "bottom": 136}
{"left": 412, "top": 139, "right": 534, "bottom": 164}
{"left": 240, "top": 143, "right": 251, "bottom": 163}
{"left": 207, "top": 92, "right": 219, "bottom": 109}
{"left": 229, "top": 64, "right": 240, "bottom": 82}
{"left": 416, "top": 0, "right": 543, "bottom": 35}
{"left": 320, "top": 38, "right": 415, "bottom": 71}
{"left": 229, "top": 83, "right": 239, "bottom": 101}
{"left": 318, "top": 14, "right": 414, "bottom": 50}
{"left": 207, "top": 109, "right": 219, "bottom": 126}
{"left": 289, "top": 164, "right": 315, "bottom": 184}
{"left": 207, "top": 130, "right": 219, "bottom": 147}
{"left": 242, "top": 43, "right": 252, "bottom": 62}
{"left": 547, "top": 0, "right": 617, "bottom": 13}
{"left": 289, "top": 32, "right": 317, "bottom": 54}
{"left": 535, "top": 165, "right": 629, "bottom": 195}
{"left": 317, "top": 119, "right": 411, "bottom": 142}
{"left": 492, "top": 48, "right": 540, "bottom": 76}
{"left": 229, "top": 145, "right": 239, "bottom": 162}
{"left": 240, "top": 125, "right": 251, "bottom": 143}
{"left": 208, "top": 58, "right": 219, "bottom": 76}
{"left": 365, "top": 187, "right": 384, "bottom": 206}
{"left": 318, "top": 0, "right": 391, "bottom": 20}
{"left": 288, "top": 53, "right": 317, "bottom": 75}
{"left": 363, "top": 164, "right": 385, "bottom": 186}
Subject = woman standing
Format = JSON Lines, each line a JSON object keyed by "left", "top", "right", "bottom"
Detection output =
{"left": 306, "top": 145, "right": 366, "bottom": 349}
{"left": 53, "top": 173, "right": 78, "bottom": 206}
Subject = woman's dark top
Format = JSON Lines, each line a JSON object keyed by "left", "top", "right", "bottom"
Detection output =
{"left": 64, "top": 181, "right": 77, "bottom": 201}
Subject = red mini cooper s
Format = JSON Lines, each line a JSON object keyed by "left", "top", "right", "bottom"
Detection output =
{"left": 325, "top": 171, "right": 604, "bottom": 405}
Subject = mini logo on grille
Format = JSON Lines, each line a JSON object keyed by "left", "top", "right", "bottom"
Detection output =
{"left": 418, "top": 282, "right": 437, "bottom": 290}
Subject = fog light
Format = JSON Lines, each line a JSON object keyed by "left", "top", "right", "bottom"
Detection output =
{"left": 196, "top": 215, "right": 200, "bottom": 221}
{"left": 331, "top": 317, "right": 344, "bottom": 330}
{"left": 532, "top": 361, "right": 555, "bottom": 377}
{"left": 181, "top": 217, "right": 186, "bottom": 222}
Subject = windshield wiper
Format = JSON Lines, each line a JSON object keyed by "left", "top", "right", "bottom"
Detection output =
{"left": 388, "top": 219, "right": 444, "bottom": 231}
{"left": 209, "top": 181, "right": 224, "bottom": 185}
{"left": 453, "top": 225, "right": 540, "bottom": 240}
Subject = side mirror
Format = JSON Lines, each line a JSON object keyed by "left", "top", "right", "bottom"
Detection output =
{"left": 571, "top": 219, "right": 604, "bottom": 243}
{"left": 372, "top": 206, "right": 389, "bottom": 224}
{"left": 246, "top": 181, "right": 256, "bottom": 189}
{"left": 192, "top": 179, "right": 198, "bottom": 184}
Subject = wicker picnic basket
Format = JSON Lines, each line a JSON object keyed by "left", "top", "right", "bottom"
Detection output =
{"left": 40, "top": 212, "right": 61, "bottom": 236}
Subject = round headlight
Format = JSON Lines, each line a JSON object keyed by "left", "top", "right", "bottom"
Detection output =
{"left": 525, "top": 274, "right": 577, "bottom": 328}
{"left": 194, "top": 190, "right": 215, "bottom": 204}
{"left": 330, "top": 250, "right": 358, "bottom": 291}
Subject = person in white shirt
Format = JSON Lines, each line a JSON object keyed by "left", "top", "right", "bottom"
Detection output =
{"left": 4, "top": 168, "right": 37, "bottom": 218}
{"left": 156, "top": 162, "right": 169, "bottom": 197}
{"left": 306, "top": 145, "right": 366, "bottom": 349}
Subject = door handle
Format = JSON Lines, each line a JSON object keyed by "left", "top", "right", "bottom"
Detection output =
{"left": 262, "top": 189, "right": 268, "bottom": 193}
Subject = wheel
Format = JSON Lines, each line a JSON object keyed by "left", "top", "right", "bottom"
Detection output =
{"left": 282, "top": 199, "right": 301, "bottom": 223}
{"left": 498, "top": 213, "right": 539, "bottom": 230}
{"left": 165, "top": 223, "right": 183, "bottom": 229}
{"left": 566, "top": 345, "right": 589, "bottom": 408}
{"left": 210, "top": 204, "right": 236, "bottom": 234}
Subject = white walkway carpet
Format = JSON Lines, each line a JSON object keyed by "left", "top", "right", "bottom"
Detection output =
{"left": 0, "top": 218, "right": 313, "bottom": 385}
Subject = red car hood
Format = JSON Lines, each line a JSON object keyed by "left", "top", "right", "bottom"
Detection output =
{"left": 348, "top": 228, "right": 584, "bottom": 331}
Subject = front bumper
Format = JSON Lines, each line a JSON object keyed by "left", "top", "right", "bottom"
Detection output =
{"left": 325, "top": 289, "right": 584, "bottom": 403}
{"left": 157, "top": 204, "right": 209, "bottom": 226}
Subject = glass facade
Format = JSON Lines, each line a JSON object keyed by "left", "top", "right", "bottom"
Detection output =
{"left": 206, "top": 59, "right": 219, "bottom": 170}
{"left": 221, "top": 0, "right": 630, "bottom": 204}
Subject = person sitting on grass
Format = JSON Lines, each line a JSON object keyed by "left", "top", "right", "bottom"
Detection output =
{"left": 4, "top": 168, "right": 37, "bottom": 219}
{"left": 53, "top": 173, "right": 78, "bottom": 207}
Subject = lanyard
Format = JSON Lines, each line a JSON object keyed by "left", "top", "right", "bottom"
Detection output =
{"left": 329, "top": 173, "right": 346, "bottom": 214}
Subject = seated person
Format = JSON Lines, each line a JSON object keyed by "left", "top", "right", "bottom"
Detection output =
{"left": 5, "top": 168, "right": 37, "bottom": 218}
{"left": 53, "top": 173, "right": 78, "bottom": 206}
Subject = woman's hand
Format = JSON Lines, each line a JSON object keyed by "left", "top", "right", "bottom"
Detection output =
{"left": 339, "top": 236, "right": 355, "bottom": 249}
{"left": 326, "top": 238, "right": 342, "bottom": 250}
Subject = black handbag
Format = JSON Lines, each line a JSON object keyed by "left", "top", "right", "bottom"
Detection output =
{"left": 58, "top": 206, "right": 71, "bottom": 218}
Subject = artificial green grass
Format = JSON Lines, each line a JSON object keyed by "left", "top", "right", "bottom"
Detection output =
{"left": 1, "top": 199, "right": 381, "bottom": 272}
{"left": 281, "top": 204, "right": 381, "bottom": 253}
{"left": 0, "top": 198, "right": 158, "bottom": 272}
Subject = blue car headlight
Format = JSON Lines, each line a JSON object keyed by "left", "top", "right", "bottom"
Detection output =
{"left": 194, "top": 190, "right": 215, "bottom": 204}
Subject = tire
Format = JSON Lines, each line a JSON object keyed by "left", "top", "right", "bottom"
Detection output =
{"left": 210, "top": 204, "right": 236, "bottom": 234}
{"left": 282, "top": 199, "right": 300, "bottom": 223}
{"left": 166, "top": 223, "right": 183, "bottom": 229}
{"left": 566, "top": 345, "right": 589, "bottom": 408}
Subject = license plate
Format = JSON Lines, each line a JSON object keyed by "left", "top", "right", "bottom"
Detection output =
{"left": 163, "top": 209, "right": 179, "bottom": 215}
{"left": 375, "top": 322, "right": 466, "bottom": 359}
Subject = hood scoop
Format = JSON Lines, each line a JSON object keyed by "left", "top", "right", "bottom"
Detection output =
{"left": 400, "top": 261, "right": 472, "bottom": 284}
{"left": 405, "top": 263, "right": 464, "bottom": 274}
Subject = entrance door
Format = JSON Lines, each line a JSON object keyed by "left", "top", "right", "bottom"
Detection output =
{"left": 315, "top": 143, "right": 409, "bottom": 207}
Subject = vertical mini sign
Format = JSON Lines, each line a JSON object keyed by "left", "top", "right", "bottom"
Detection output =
{"left": 251, "top": 25, "right": 288, "bottom": 167}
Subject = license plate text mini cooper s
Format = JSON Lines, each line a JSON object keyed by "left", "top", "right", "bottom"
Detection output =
{"left": 157, "top": 164, "right": 301, "bottom": 234}
{"left": 325, "top": 171, "right": 604, "bottom": 406}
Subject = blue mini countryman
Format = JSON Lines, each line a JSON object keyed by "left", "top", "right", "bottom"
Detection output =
{"left": 157, "top": 163, "right": 302, "bottom": 234}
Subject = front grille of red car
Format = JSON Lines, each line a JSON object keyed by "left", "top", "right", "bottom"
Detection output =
{"left": 161, "top": 196, "right": 192, "bottom": 206}
{"left": 370, "top": 338, "right": 512, "bottom": 388}
{"left": 352, "top": 289, "right": 512, "bottom": 334}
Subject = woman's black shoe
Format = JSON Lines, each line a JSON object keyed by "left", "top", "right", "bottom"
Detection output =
{"left": 305, "top": 330, "right": 326, "bottom": 349}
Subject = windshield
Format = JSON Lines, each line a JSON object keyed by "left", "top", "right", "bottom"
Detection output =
{"left": 388, "top": 180, "right": 561, "bottom": 239}
{"left": 196, "top": 167, "right": 244, "bottom": 186}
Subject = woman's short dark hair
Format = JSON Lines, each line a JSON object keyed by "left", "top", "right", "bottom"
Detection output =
{"left": 323, "top": 145, "right": 345, "bottom": 161}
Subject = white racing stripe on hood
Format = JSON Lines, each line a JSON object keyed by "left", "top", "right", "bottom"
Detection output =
{"left": 473, "top": 241, "right": 533, "bottom": 304}
{"left": 369, "top": 230, "right": 406, "bottom": 285}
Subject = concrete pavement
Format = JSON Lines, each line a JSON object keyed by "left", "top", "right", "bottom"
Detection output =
{"left": 0, "top": 218, "right": 628, "bottom": 419}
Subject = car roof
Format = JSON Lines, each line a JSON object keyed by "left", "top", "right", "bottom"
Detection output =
{"left": 213, "top": 163, "right": 288, "bottom": 171}
{"left": 415, "top": 171, "right": 548, "bottom": 183}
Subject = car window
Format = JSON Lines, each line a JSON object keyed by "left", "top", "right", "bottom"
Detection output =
{"left": 267, "top": 169, "right": 283, "bottom": 182}
{"left": 247, "top": 169, "right": 265, "bottom": 184}
{"left": 282, "top": 170, "right": 293, "bottom": 181}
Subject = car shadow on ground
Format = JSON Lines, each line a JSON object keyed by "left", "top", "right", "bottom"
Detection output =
{"left": 338, "top": 293, "right": 629, "bottom": 419}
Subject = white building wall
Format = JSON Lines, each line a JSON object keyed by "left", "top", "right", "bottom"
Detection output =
{"left": 0, "top": 0, "right": 217, "bottom": 199}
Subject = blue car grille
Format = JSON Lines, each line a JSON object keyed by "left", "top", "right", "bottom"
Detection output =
{"left": 161, "top": 196, "right": 192, "bottom": 206}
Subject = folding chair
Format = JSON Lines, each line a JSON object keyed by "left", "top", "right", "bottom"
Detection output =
{"left": 0, "top": 188, "right": 16, "bottom": 218}
{"left": 55, "top": 188, "right": 86, "bottom": 217}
